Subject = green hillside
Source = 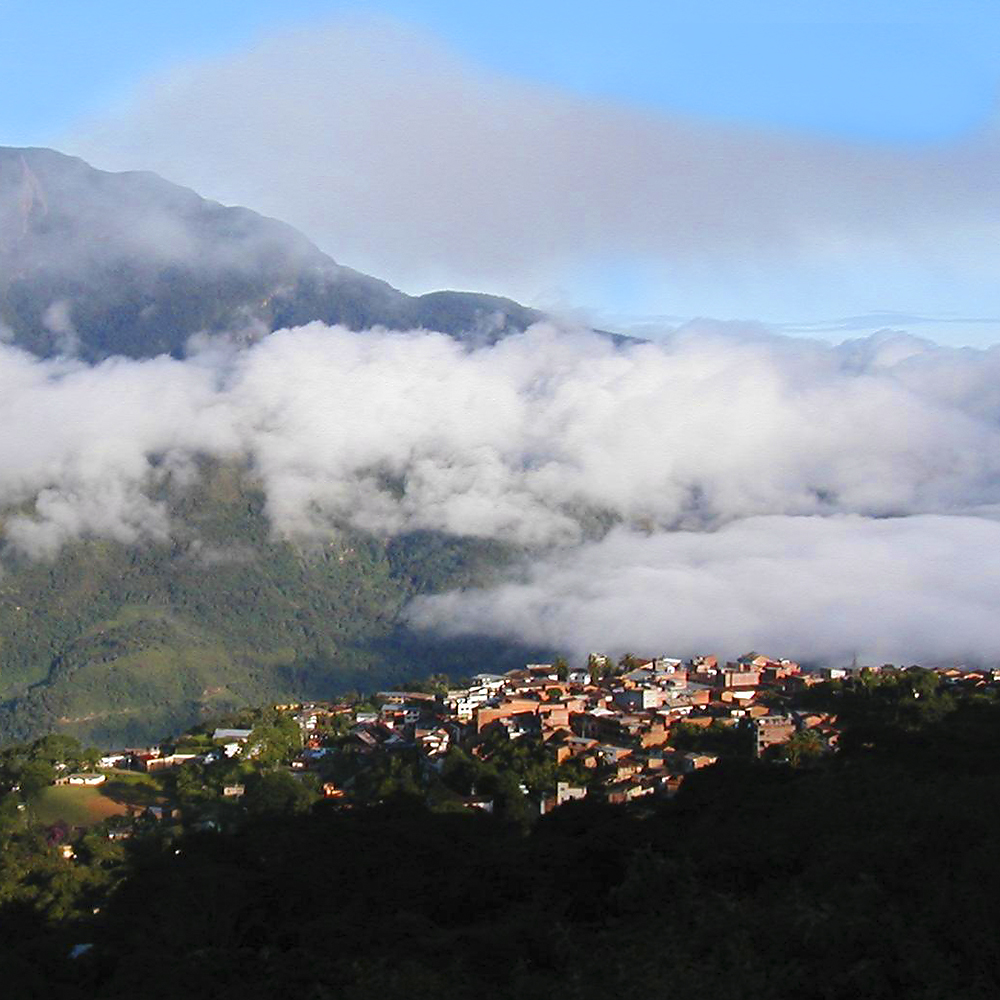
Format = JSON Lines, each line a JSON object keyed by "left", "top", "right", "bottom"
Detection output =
{"left": 0, "top": 462, "right": 535, "bottom": 747}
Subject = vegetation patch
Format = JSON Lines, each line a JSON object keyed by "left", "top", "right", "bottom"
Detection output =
{"left": 29, "top": 785, "right": 129, "bottom": 828}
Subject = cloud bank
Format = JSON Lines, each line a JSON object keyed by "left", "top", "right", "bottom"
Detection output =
{"left": 409, "top": 515, "right": 1000, "bottom": 667}
{"left": 1, "top": 318, "right": 1000, "bottom": 664}
{"left": 67, "top": 19, "right": 1000, "bottom": 329}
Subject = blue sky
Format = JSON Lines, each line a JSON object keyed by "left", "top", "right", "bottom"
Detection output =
{"left": 3, "top": 1, "right": 1000, "bottom": 341}
{"left": 3, "top": 0, "right": 998, "bottom": 144}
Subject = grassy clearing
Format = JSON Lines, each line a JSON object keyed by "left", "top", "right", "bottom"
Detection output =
{"left": 30, "top": 771, "right": 168, "bottom": 827}
{"left": 30, "top": 785, "right": 129, "bottom": 827}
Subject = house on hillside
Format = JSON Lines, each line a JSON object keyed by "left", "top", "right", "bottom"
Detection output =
{"left": 144, "top": 753, "right": 200, "bottom": 772}
{"left": 212, "top": 728, "right": 252, "bottom": 742}
{"left": 680, "top": 752, "right": 718, "bottom": 773}
{"left": 605, "top": 780, "right": 654, "bottom": 805}
{"left": 538, "top": 781, "right": 588, "bottom": 814}
{"left": 753, "top": 715, "right": 796, "bottom": 758}
{"left": 55, "top": 772, "right": 106, "bottom": 786}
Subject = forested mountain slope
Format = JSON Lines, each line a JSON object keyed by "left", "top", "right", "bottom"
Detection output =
{"left": 0, "top": 463, "right": 536, "bottom": 746}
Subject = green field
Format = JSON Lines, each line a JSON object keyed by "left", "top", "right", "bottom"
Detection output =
{"left": 29, "top": 771, "right": 166, "bottom": 827}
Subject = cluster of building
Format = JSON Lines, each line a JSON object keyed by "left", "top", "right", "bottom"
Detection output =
{"left": 311, "top": 655, "right": 1000, "bottom": 811}
{"left": 301, "top": 652, "right": 856, "bottom": 811}
{"left": 61, "top": 658, "right": 1000, "bottom": 822}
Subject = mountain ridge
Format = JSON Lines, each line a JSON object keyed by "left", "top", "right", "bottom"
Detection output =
{"left": 0, "top": 145, "right": 548, "bottom": 360}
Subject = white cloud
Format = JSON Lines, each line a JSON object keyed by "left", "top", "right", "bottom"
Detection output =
{"left": 408, "top": 515, "right": 1000, "bottom": 667}
{"left": 65, "top": 19, "right": 1000, "bottom": 326}
{"left": 0, "top": 321, "right": 992, "bottom": 526}
{"left": 41, "top": 300, "right": 80, "bottom": 356}
{"left": 2, "top": 317, "right": 1000, "bottom": 663}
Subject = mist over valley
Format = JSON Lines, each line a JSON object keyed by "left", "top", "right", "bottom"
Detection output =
{"left": 0, "top": 145, "right": 998, "bottom": 743}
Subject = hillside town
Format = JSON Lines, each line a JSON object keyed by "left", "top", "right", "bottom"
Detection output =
{"left": 275, "top": 654, "right": 999, "bottom": 811}
{"left": 23, "top": 652, "right": 999, "bottom": 833}
{"left": 4, "top": 651, "right": 1000, "bottom": 999}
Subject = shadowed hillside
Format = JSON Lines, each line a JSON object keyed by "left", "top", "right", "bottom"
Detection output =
{"left": 5, "top": 689, "right": 1000, "bottom": 999}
